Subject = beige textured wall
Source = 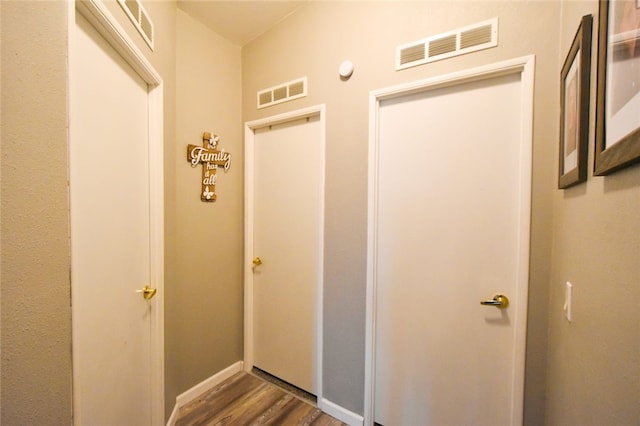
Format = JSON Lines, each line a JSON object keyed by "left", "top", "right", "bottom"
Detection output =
{"left": 166, "top": 9, "right": 244, "bottom": 416}
{"left": 242, "top": 2, "right": 560, "bottom": 420}
{"left": 1, "top": 1, "right": 72, "bottom": 423}
{"left": 545, "top": 1, "right": 640, "bottom": 424}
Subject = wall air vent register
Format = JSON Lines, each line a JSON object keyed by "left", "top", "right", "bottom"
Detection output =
{"left": 117, "top": 0, "right": 154, "bottom": 50}
{"left": 396, "top": 18, "right": 498, "bottom": 71}
{"left": 257, "top": 77, "right": 308, "bottom": 109}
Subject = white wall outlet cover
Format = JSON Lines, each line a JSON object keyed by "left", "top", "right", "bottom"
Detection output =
{"left": 339, "top": 60, "right": 354, "bottom": 78}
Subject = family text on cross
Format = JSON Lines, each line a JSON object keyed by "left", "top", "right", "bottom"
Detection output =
{"left": 187, "top": 132, "right": 231, "bottom": 202}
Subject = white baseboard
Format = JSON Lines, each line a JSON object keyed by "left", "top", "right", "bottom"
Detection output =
{"left": 319, "top": 398, "right": 364, "bottom": 426}
{"left": 166, "top": 360, "right": 244, "bottom": 426}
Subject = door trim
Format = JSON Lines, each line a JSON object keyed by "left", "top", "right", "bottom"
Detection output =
{"left": 69, "top": 1, "right": 165, "bottom": 423}
{"left": 364, "top": 56, "right": 535, "bottom": 426}
{"left": 244, "top": 104, "right": 326, "bottom": 401}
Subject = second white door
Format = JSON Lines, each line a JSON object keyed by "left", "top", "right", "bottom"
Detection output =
{"left": 248, "top": 109, "right": 324, "bottom": 395}
{"left": 369, "top": 60, "right": 533, "bottom": 426}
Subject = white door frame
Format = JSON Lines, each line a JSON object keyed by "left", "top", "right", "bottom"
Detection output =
{"left": 364, "top": 56, "right": 535, "bottom": 426}
{"left": 244, "top": 104, "right": 326, "bottom": 402}
{"left": 69, "top": 1, "right": 165, "bottom": 423}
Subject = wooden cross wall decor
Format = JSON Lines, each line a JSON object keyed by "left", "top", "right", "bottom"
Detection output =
{"left": 187, "top": 132, "right": 231, "bottom": 202}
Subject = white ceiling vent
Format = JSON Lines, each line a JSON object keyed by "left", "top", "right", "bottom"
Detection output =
{"left": 117, "top": 0, "right": 154, "bottom": 50}
{"left": 257, "top": 77, "right": 308, "bottom": 109}
{"left": 396, "top": 18, "right": 498, "bottom": 71}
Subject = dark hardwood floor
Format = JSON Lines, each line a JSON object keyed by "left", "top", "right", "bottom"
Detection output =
{"left": 175, "top": 372, "right": 347, "bottom": 425}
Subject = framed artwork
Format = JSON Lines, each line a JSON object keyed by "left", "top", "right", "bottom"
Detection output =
{"left": 594, "top": 0, "right": 640, "bottom": 175}
{"left": 559, "top": 14, "right": 593, "bottom": 189}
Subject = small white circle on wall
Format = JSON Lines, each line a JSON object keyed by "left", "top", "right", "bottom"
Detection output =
{"left": 339, "top": 60, "right": 354, "bottom": 79}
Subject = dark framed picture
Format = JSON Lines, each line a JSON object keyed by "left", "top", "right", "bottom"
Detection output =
{"left": 559, "top": 14, "right": 593, "bottom": 189}
{"left": 594, "top": 0, "right": 640, "bottom": 175}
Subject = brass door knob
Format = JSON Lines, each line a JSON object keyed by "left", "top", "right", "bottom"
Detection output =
{"left": 480, "top": 294, "right": 509, "bottom": 308}
{"left": 137, "top": 285, "right": 157, "bottom": 300}
{"left": 252, "top": 257, "right": 263, "bottom": 266}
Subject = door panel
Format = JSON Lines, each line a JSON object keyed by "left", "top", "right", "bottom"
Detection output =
{"left": 70, "top": 12, "right": 152, "bottom": 425}
{"left": 252, "top": 115, "right": 323, "bottom": 394}
{"left": 373, "top": 73, "right": 526, "bottom": 425}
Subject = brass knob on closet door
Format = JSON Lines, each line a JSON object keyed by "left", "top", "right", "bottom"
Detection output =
{"left": 252, "top": 257, "right": 263, "bottom": 266}
{"left": 137, "top": 285, "right": 157, "bottom": 300}
{"left": 480, "top": 294, "right": 509, "bottom": 308}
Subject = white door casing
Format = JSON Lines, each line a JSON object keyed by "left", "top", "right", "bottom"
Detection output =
{"left": 69, "top": 1, "right": 164, "bottom": 424}
{"left": 365, "top": 56, "right": 534, "bottom": 426}
{"left": 244, "top": 105, "right": 325, "bottom": 397}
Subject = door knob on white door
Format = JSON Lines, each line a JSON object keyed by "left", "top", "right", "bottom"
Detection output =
{"left": 136, "top": 285, "right": 157, "bottom": 300}
{"left": 480, "top": 294, "right": 509, "bottom": 308}
{"left": 252, "top": 257, "right": 263, "bottom": 266}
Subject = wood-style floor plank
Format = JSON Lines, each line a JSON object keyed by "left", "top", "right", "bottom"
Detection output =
{"left": 175, "top": 372, "right": 347, "bottom": 426}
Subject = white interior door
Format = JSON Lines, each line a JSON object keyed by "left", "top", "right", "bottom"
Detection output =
{"left": 70, "top": 10, "right": 157, "bottom": 425}
{"left": 369, "top": 60, "right": 533, "bottom": 426}
{"left": 247, "top": 109, "right": 325, "bottom": 395}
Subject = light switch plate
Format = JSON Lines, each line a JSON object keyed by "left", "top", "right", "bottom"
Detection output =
{"left": 564, "top": 281, "right": 573, "bottom": 322}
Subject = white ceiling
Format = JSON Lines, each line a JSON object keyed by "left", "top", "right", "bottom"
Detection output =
{"left": 177, "top": 1, "right": 307, "bottom": 46}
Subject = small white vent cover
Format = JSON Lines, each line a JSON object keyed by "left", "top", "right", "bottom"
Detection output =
{"left": 257, "top": 77, "right": 307, "bottom": 109}
{"left": 396, "top": 18, "right": 498, "bottom": 71}
{"left": 117, "top": 0, "right": 154, "bottom": 50}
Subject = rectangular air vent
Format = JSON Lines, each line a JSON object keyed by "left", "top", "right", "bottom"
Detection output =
{"left": 257, "top": 77, "right": 308, "bottom": 109}
{"left": 460, "top": 24, "right": 493, "bottom": 49}
{"left": 400, "top": 43, "right": 426, "bottom": 65}
{"left": 273, "top": 86, "right": 288, "bottom": 101}
{"left": 117, "top": 0, "right": 154, "bottom": 50}
{"left": 288, "top": 80, "right": 305, "bottom": 97}
{"left": 396, "top": 17, "right": 498, "bottom": 71}
{"left": 259, "top": 91, "right": 273, "bottom": 106}
{"left": 429, "top": 34, "right": 457, "bottom": 57}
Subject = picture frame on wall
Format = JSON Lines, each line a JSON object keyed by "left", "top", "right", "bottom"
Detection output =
{"left": 559, "top": 14, "right": 593, "bottom": 189}
{"left": 594, "top": 0, "right": 640, "bottom": 175}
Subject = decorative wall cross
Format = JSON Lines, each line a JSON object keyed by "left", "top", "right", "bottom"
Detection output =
{"left": 187, "top": 132, "right": 231, "bottom": 202}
